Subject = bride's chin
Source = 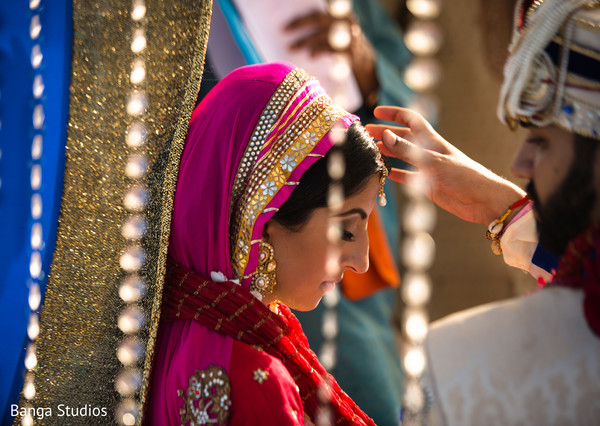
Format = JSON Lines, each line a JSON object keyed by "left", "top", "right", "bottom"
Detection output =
{"left": 292, "top": 297, "right": 323, "bottom": 312}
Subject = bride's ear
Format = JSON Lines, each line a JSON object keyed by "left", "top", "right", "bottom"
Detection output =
{"left": 262, "top": 218, "right": 287, "bottom": 245}
{"left": 262, "top": 220, "right": 273, "bottom": 242}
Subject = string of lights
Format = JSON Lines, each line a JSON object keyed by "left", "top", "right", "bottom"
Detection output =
{"left": 115, "top": 1, "right": 149, "bottom": 424}
{"left": 400, "top": 1, "right": 442, "bottom": 423}
{"left": 21, "top": 1, "right": 46, "bottom": 424}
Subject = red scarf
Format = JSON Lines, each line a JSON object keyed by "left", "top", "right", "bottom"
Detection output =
{"left": 161, "top": 257, "right": 376, "bottom": 426}
{"left": 551, "top": 224, "right": 600, "bottom": 337}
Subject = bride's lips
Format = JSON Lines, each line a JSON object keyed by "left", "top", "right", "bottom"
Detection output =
{"left": 321, "top": 281, "right": 336, "bottom": 293}
{"left": 321, "top": 276, "right": 342, "bottom": 294}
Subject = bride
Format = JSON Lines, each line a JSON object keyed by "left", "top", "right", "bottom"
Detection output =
{"left": 144, "top": 61, "right": 389, "bottom": 425}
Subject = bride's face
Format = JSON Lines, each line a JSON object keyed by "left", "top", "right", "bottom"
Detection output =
{"left": 263, "top": 175, "right": 380, "bottom": 311}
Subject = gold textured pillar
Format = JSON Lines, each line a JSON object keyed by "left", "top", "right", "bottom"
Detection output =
{"left": 13, "top": 0, "right": 212, "bottom": 424}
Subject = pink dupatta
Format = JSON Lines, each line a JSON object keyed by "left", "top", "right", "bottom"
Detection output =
{"left": 145, "top": 62, "right": 357, "bottom": 424}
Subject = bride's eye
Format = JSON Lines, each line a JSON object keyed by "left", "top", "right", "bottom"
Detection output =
{"left": 342, "top": 229, "right": 355, "bottom": 242}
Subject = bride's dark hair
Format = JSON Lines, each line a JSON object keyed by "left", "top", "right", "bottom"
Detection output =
{"left": 272, "top": 122, "right": 388, "bottom": 230}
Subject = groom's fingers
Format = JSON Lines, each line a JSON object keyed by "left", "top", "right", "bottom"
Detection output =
{"left": 366, "top": 123, "right": 412, "bottom": 141}
{"left": 373, "top": 106, "right": 426, "bottom": 130}
{"left": 380, "top": 130, "right": 426, "bottom": 166}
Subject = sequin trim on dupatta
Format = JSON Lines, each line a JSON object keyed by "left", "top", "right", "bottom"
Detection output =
{"left": 230, "top": 94, "right": 348, "bottom": 280}
{"left": 230, "top": 68, "right": 310, "bottom": 213}
{"left": 178, "top": 365, "right": 232, "bottom": 425}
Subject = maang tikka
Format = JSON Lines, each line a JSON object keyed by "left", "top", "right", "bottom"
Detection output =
{"left": 250, "top": 240, "right": 277, "bottom": 297}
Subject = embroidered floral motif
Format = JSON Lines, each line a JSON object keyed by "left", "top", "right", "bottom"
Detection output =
{"left": 280, "top": 154, "right": 297, "bottom": 172}
{"left": 260, "top": 180, "right": 279, "bottom": 197}
{"left": 178, "top": 365, "right": 231, "bottom": 425}
{"left": 253, "top": 368, "right": 269, "bottom": 384}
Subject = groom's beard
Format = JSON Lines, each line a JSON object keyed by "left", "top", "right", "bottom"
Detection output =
{"left": 527, "top": 170, "right": 596, "bottom": 256}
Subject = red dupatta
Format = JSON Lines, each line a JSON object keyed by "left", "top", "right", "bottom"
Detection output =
{"left": 162, "top": 257, "right": 376, "bottom": 426}
{"left": 550, "top": 223, "right": 600, "bottom": 338}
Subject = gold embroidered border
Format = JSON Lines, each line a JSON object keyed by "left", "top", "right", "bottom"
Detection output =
{"left": 231, "top": 96, "right": 332, "bottom": 275}
{"left": 230, "top": 97, "right": 348, "bottom": 279}
{"left": 230, "top": 69, "right": 311, "bottom": 213}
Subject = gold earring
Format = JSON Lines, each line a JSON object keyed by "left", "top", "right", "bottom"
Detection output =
{"left": 378, "top": 165, "right": 388, "bottom": 207}
{"left": 250, "top": 240, "right": 277, "bottom": 297}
